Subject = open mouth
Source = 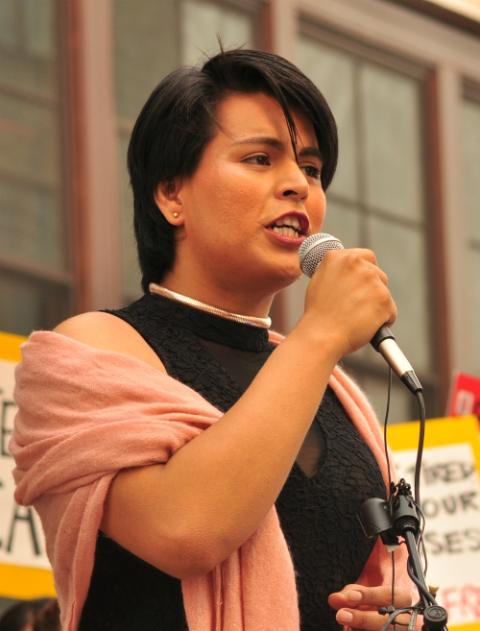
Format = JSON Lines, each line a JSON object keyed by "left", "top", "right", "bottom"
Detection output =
{"left": 266, "top": 213, "right": 309, "bottom": 239}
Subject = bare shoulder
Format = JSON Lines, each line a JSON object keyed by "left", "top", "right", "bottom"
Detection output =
{"left": 53, "top": 312, "right": 165, "bottom": 372}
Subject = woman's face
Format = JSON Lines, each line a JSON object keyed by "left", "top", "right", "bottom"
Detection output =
{"left": 164, "top": 91, "right": 327, "bottom": 309}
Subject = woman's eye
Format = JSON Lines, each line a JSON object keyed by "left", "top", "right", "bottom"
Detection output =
{"left": 302, "top": 165, "right": 321, "bottom": 180}
{"left": 245, "top": 154, "right": 270, "bottom": 166}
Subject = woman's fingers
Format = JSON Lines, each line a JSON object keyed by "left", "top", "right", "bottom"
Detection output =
{"left": 329, "top": 584, "right": 412, "bottom": 609}
{"left": 328, "top": 585, "right": 414, "bottom": 630}
{"left": 336, "top": 607, "right": 412, "bottom": 629}
{"left": 304, "top": 248, "right": 397, "bottom": 357}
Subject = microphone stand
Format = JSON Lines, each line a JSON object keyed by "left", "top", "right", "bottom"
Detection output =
{"left": 358, "top": 479, "right": 448, "bottom": 630}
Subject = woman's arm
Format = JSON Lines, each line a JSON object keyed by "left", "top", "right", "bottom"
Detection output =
{"left": 55, "top": 248, "right": 396, "bottom": 579}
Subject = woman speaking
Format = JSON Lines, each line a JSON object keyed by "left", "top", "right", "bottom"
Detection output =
{"left": 12, "top": 49, "right": 412, "bottom": 630}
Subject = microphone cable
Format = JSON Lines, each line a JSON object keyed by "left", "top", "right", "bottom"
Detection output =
{"left": 298, "top": 232, "right": 447, "bottom": 629}
{"left": 381, "top": 369, "right": 447, "bottom": 630}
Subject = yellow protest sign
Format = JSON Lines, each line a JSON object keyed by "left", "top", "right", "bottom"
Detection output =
{"left": 0, "top": 331, "right": 55, "bottom": 598}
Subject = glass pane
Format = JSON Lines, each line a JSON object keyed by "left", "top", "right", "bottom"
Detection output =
{"left": 461, "top": 98, "right": 480, "bottom": 241}
{"left": 367, "top": 216, "right": 431, "bottom": 374}
{"left": 0, "top": 273, "right": 71, "bottom": 335}
{"left": 0, "top": 274, "right": 69, "bottom": 336}
{"left": 360, "top": 372, "right": 413, "bottom": 424}
{"left": 0, "top": 0, "right": 56, "bottom": 94}
{"left": 23, "top": 0, "right": 54, "bottom": 58}
{"left": 0, "top": 277, "right": 40, "bottom": 335}
{"left": 114, "top": 0, "right": 179, "bottom": 120}
{"left": 0, "top": 180, "right": 64, "bottom": 268}
{"left": 361, "top": 64, "right": 424, "bottom": 221}
{"left": 281, "top": 274, "right": 309, "bottom": 333}
{"left": 0, "top": 94, "right": 59, "bottom": 187}
{"left": 0, "top": 0, "right": 16, "bottom": 49}
{"left": 181, "top": 0, "right": 254, "bottom": 65}
{"left": 0, "top": 0, "right": 64, "bottom": 274}
{"left": 323, "top": 199, "right": 361, "bottom": 248}
{"left": 297, "top": 36, "right": 358, "bottom": 201}
{"left": 466, "top": 246, "right": 480, "bottom": 375}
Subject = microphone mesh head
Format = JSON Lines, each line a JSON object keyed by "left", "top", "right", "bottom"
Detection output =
{"left": 299, "top": 233, "right": 344, "bottom": 278}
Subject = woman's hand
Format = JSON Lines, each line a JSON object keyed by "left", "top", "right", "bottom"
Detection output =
{"left": 301, "top": 248, "right": 397, "bottom": 360}
{"left": 328, "top": 584, "right": 414, "bottom": 629}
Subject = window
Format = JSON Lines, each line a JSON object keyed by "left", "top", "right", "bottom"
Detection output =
{"left": 0, "top": 0, "right": 70, "bottom": 335}
{"left": 284, "top": 28, "right": 438, "bottom": 422}
{"left": 461, "top": 90, "right": 480, "bottom": 374}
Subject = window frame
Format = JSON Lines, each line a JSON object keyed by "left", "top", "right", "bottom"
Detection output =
{"left": 274, "top": 0, "right": 480, "bottom": 416}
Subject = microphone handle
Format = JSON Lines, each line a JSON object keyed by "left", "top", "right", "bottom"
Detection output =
{"left": 371, "top": 325, "right": 423, "bottom": 394}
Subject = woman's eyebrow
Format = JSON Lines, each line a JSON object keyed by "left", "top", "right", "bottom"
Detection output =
{"left": 231, "top": 136, "right": 284, "bottom": 150}
{"left": 298, "top": 147, "right": 323, "bottom": 161}
{"left": 231, "top": 136, "right": 322, "bottom": 160}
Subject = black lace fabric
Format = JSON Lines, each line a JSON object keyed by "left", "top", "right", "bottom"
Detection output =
{"left": 79, "top": 293, "right": 386, "bottom": 631}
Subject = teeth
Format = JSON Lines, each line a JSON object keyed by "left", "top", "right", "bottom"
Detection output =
{"left": 273, "top": 216, "right": 301, "bottom": 230}
{"left": 272, "top": 226, "right": 300, "bottom": 238}
{"left": 287, "top": 217, "right": 301, "bottom": 230}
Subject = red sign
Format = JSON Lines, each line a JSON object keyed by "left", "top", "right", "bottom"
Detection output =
{"left": 447, "top": 372, "right": 480, "bottom": 417}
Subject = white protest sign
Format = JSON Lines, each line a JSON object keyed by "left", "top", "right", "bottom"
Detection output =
{"left": 390, "top": 416, "right": 480, "bottom": 630}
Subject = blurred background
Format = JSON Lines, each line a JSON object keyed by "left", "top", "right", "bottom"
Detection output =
{"left": 0, "top": 0, "right": 479, "bottom": 425}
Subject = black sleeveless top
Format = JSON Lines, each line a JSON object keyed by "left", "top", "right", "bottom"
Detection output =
{"left": 79, "top": 294, "right": 386, "bottom": 631}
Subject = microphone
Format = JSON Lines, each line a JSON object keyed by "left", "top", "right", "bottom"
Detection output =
{"left": 299, "top": 233, "right": 423, "bottom": 395}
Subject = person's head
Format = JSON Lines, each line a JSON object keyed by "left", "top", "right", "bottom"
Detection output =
{"left": 32, "top": 600, "right": 59, "bottom": 631}
{"left": 0, "top": 599, "right": 59, "bottom": 631}
{"left": 128, "top": 48, "right": 338, "bottom": 295}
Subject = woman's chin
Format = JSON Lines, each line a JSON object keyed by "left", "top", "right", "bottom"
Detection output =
{"left": 270, "top": 262, "right": 303, "bottom": 289}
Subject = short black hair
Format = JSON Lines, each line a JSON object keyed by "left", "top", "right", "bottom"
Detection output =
{"left": 128, "top": 48, "right": 338, "bottom": 292}
{"left": 0, "top": 599, "right": 56, "bottom": 631}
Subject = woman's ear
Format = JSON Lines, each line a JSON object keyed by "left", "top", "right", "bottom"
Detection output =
{"left": 154, "top": 179, "right": 184, "bottom": 226}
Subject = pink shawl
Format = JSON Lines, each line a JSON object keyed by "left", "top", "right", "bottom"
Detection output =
{"left": 11, "top": 330, "right": 409, "bottom": 630}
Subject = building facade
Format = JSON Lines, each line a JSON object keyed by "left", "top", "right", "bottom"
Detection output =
{"left": 1, "top": 0, "right": 479, "bottom": 424}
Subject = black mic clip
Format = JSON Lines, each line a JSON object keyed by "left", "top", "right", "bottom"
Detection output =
{"left": 357, "top": 480, "right": 448, "bottom": 630}
{"left": 357, "top": 478, "right": 419, "bottom": 548}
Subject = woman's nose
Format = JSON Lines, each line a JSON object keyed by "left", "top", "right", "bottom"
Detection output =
{"left": 276, "top": 162, "right": 309, "bottom": 201}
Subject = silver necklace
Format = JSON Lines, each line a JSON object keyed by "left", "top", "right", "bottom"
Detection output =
{"left": 149, "top": 283, "right": 272, "bottom": 329}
